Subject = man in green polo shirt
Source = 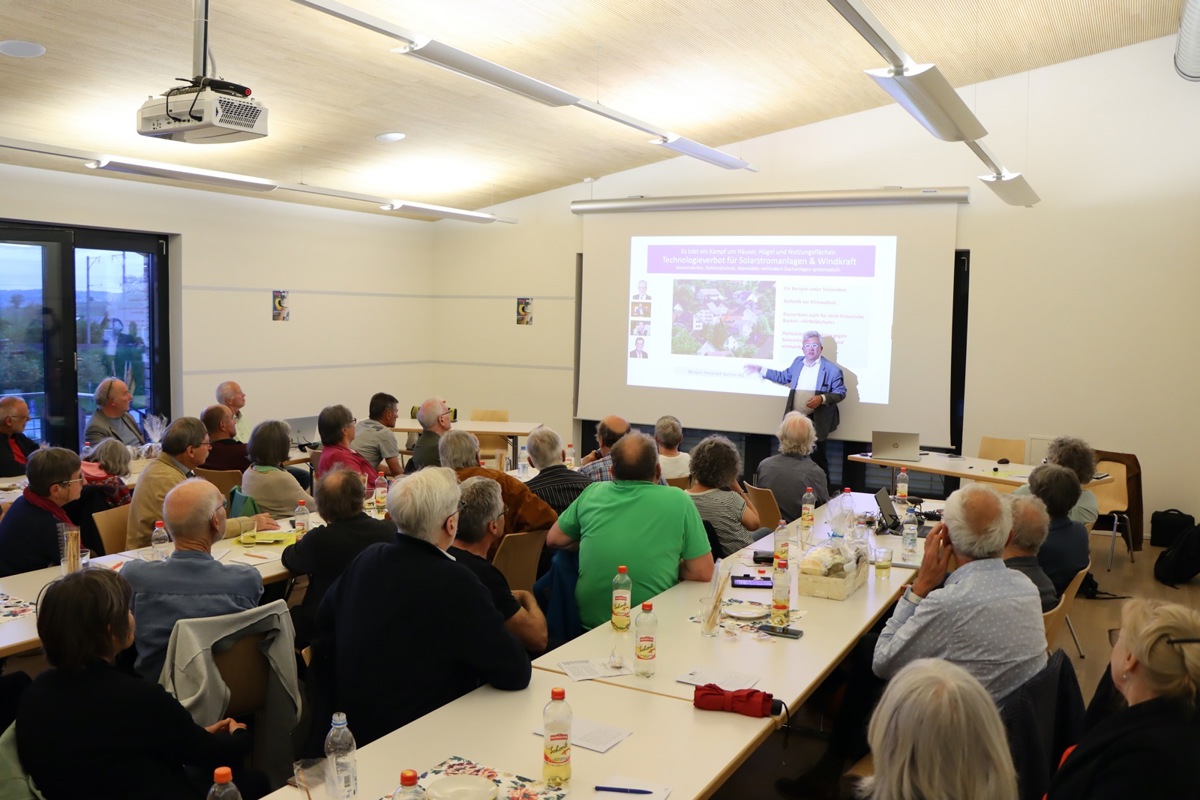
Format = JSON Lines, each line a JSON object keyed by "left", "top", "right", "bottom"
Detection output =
{"left": 548, "top": 431, "right": 713, "bottom": 630}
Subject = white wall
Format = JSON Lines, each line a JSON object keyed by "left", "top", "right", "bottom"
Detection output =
{"left": 431, "top": 36, "right": 1200, "bottom": 525}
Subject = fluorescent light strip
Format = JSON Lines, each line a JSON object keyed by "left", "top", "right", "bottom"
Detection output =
{"left": 866, "top": 64, "right": 987, "bottom": 142}
{"left": 85, "top": 157, "right": 278, "bottom": 192}
{"left": 653, "top": 135, "right": 755, "bottom": 171}
{"left": 393, "top": 40, "right": 580, "bottom": 107}
{"left": 380, "top": 200, "right": 503, "bottom": 223}
{"left": 978, "top": 172, "right": 1040, "bottom": 207}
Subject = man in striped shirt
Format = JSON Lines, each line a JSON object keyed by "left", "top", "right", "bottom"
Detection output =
{"left": 525, "top": 426, "right": 592, "bottom": 514}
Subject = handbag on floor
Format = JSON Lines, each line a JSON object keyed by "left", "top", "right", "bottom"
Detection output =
{"left": 1150, "top": 508, "right": 1195, "bottom": 548}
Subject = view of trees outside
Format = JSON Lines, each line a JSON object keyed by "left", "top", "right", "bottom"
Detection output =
{"left": 0, "top": 243, "right": 153, "bottom": 444}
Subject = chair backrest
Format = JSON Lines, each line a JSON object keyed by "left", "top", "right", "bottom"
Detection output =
{"left": 665, "top": 476, "right": 690, "bottom": 490}
{"left": 228, "top": 487, "right": 260, "bottom": 518}
{"left": 0, "top": 502, "right": 9, "bottom": 525}
{"left": 483, "top": 450, "right": 506, "bottom": 472}
{"left": 194, "top": 467, "right": 243, "bottom": 503}
{"left": 978, "top": 436, "right": 1026, "bottom": 464}
{"left": 701, "top": 520, "right": 724, "bottom": 559}
{"left": 744, "top": 483, "right": 782, "bottom": 530}
{"left": 491, "top": 529, "right": 547, "bottom": 593}
{"left": 1042, "top": 562, "right": 1090, "bottom": 650}
{"left": 471, "top": 408, "right": 511, "bottom": 455}
{"left": 214, "top": 632, "right": 269, "bottom": 717}
{"left": 93, "top": 504, "right": 131, "bottom": 557}
{"left": 1091, "top": 460, "right": 1128, "bottom": 515}
{"left": 999, "top": 649, "right": 1085, "bottom": 800}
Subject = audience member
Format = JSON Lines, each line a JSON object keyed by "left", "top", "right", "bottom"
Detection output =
{"left": 314, "top": 467, "right": 530, "bottom": 747}
{"left": 685, "top": 435, "right": 762, "bottom": 556}
{"left": 756, "top": 411, "right": 830, "bottom": 521}
{"left": 439, "top": 431, "right": 558, "bottom": 536}
{"left": 81, "top": 438, "right": 133, "bottom": 507}
{"left": 84, "top": 377, "right": 144, "bottom": 447}
{"left": 654, "top": 415, "right": 690, "bottom": 480}
{"left": 1013, "top": 435, "right": 1099, "bottom": 526}
{"left": 524, "top": 425, "right": 592, "bottom": 514}
{"left": 1004, "top": 495, "right": 1060, "bottom": 612}
{"left": 281, "top": 470, "right": 391, "bottom": 645}
{"left": 409, "top": 396, "right": 452, "bottom": 470}
{"left": 857, "top": 659, "right": 1018, "bottom": 800}
{"left": 216, "top": 380, "right": 250, "bottom": 442}
{"left": 874, "top": 483, "right": 1047, "bottom": 698}
{"left": 16, "top": 568, "right": 263, "bottom": 800}
{"left": 126, "top": 417, "right": 274, "bottom": 549}
{"left": 1047, "top": 598, "right": 1200, "bottom": 799}
{"left": 123, "top": 479, "right": 264, "bottom": 681}
{"left": 0, "top": 395, "right": 37, "bottom": 477}
{"left": 578, "top": 415, "right": 631, "bottom": 482}
{"left": 315, "top": 404, "right": 376, "bottom": 484}
{"left": 1029, "top": 463, "right": 1089, "bottom": 594}
{"left": 449, "top": 476, "right": 548, "bottom": 653}
{"left": 0, "top": 448, "right": 82, "bottom": 577}
{"left": 352, "top": 392, "right": 402, "bottom": 476}
{"left": 548, "top": 432, "right": 713, "bottom": 630}
{"left": 199, "top": 404, "right": 249, "bottom": 472}
{"left": 241, "top": 420, "right": 315, "bottom": 518}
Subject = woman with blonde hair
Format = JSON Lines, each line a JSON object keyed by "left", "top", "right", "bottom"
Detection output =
{"left": 857, "top": 658, "right": 1017, "bottom": 800}
{"left": 1047, "top": 598, "right": 1200, "bottom": 799}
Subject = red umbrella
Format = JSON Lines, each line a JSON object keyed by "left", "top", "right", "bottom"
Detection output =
{"left": 692, "top": 684, "right": 779, "bottom": 718}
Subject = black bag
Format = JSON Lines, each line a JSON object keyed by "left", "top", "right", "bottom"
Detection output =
{"left": 1150, "top": 509, "right": 1195, "bottom": 548}
{"left": 1154, "top": 525, "right": 1200, "bottom": 587}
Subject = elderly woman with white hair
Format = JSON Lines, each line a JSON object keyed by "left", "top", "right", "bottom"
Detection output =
{"left": 755, "top": 411, "right": 830, "bottom": 523}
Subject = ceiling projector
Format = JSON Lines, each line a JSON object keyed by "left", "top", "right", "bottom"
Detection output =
{"left": 137, "top": 85, "right": 268, "bottom": 144}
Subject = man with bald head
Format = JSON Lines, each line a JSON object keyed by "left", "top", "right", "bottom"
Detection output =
{"left": 123, "top": 478, "right": 264, "bottom": 680}
{"left": 0, "top": 396, "right": 38, "bottom": 477}
{"left": 548, "top": 432, "right": 713, "bottom": 630}
{"left": 577, "top": 415, "right": 632, "bottom": 482}
{"left": 84, "top": 378, "right": 144, "bottom": 447}
{"left": 1003, "top": 495, "right": 1059, "bottom": 612}
{"left": 409, "top": 396, "right": 453, "bottom": 471}
{"left": 216, "top": 381, "right": 250, "bottom": 442}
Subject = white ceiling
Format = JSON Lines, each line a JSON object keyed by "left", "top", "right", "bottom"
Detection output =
{"left": 0, "top": 0, "right": 1184, "bottom": 220}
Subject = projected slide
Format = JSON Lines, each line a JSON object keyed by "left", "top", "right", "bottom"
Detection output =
{"left": 626, "top": 235, "right": 896, "bottom": 404}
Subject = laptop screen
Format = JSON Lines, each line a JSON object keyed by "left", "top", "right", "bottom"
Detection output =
{"left": 282, "top": 416, "right": 319, "bottom": 447}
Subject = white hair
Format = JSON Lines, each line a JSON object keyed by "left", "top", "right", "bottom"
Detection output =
{"left": 526, "top": 426, "right": 563, "bottom": 470}
{"left": 386, "top": 467, "right": 461, "bottom": 545}
{"left": 438, "top": 430, "right": 480, "bottom": 470}
{"left": 942, "top": 483, "right": 1011, "bottom": 559}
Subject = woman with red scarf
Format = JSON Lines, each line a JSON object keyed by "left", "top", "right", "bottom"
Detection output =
{"left": 0, "top": 448, "right": 83, "bottom": 577}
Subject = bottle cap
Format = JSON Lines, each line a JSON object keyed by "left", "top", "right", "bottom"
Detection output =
{"left": 378, "top": 469, "right": 385, "bottom": 475}
{"left": 806, "top": 486, "right": 813, "bottom": 491}
{"left": 617, "top": 565, "right": 627, "bottom": 573}
{"left": 900, "top": 467, "right": 907, "bottom": 472}
{"left": 154, "top": 520, "right": 163, "bottom": 528}
{"left": 400, "top": 769, "right": 419, "bottom": 787}
{"left": 298, "top": 500, "right": 305, "bottom": 506}
{"left": 551, "top": 687, "right": 566, "bottom": 700}
{"left": 642, "top": 602, "right": 653, "bottom": 611}
{"left": 843, "top": 487, "right": 852, "bottom": 493}
{"left": 776, "top": 559, "right": 789, "bottom": 569}
{"left": 213, "top": 767, "right": 233, "bottom": 784}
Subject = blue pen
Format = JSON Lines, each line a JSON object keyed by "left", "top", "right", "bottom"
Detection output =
{"left": 594, "top": 788, "right": 652, "bottom": 795}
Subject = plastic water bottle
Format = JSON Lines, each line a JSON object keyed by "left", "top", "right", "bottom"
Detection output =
{"left": 771, "top": 559, "right": 790, "bottom": 626}
{"left": 896, "top": 467, "right": 909, "bottom": 500}
{"left": 834, "top": 487, "right": 855, "bottom": 538}
{"left": 392, "top": 769, "right": 424, "bottom": 800}
{"left": 634, "top": 602, "right": 657, "bottom": 677}
{"left": 293, "top": 499, "right": 309, "bottom": 538}
{"left": 542, "top": 687, "right": 572, "bottom": 788}
{"left": 325, "top": 712, "right": 358, "bottom": 800}
{"left": 374, "top": 470, "right": 388, "bottom": 514}
{"left": 518, "top": 446, "right": 530, "bottom": 477}
{"left": 772, "top": 520, "right": 789, "bottom": 566}
{"left": 151, "top": 520, "right": 171, "bottom": 560}
{"left": 565, "top": 443, "right": 577, "bottom": 468}
{"left": 206, "top": 767, "right": 241, "bottom": 799}
{"left": 902, "top": 507, "right": 919, "bottom": 558}
{"left": 611, "top": 565, "right": 632, "bottom": 631}
{"left": 800, "top": 487, "right": 816, "bottom": 544}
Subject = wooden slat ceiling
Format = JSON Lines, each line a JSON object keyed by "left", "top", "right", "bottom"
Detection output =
{"left": 0, "top": 0, "right": 1183, "bottom": 219}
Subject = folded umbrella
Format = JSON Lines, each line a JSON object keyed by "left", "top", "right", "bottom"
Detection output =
{"left": 692, "top": 683, "right": 779, "bottom": 717}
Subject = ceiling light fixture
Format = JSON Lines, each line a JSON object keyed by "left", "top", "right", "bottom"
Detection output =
{"left": 84, "top": 157, "right": 279, "bottom": 192}
{"left": 968, "top": 141, "right": 1041, "bottom": 207}
{"left": 0, "top": 40, "right": 46, "bottom": 58}
{"left": 375, "top": 132, "right": 406, "bottom": 142}
{"left": 290, "top": 0, "right": 753, "bottom": 171}
{"left": 379, "top": 200, "right": 505, "bottom": 223}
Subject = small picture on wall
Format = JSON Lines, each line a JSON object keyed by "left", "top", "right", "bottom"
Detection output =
{"left": 517, "top": 297, "right": 533, "bottom": 325}
{"left": 273, "top": 290, "right": 290, "bottom": 321}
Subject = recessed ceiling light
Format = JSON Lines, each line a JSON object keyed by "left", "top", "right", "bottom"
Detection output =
{"left": 0, "top": 40, "right": 46, "bottom": 58}
{"left": 375, "top": 132, "right": 406, "bottom": 143}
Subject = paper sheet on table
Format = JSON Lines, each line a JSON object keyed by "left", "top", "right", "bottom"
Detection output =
{"left": 675, "top": 668, "right": 759, "bottom": 690}
{"left": 229, "top": 550, "right": 283, "bottom": 566}
{"left": 533, "top": 717, "right": 632, "bottom": 753}
{"left": 557, "top": 658, "right": 633, "bottom": 681}
{"left": 599, "top": 774, "right": 672, "bottom": 800}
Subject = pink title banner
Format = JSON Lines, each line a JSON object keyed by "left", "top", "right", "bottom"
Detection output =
{"left": 647, "top": 244, "right": 876, "bottom": 277}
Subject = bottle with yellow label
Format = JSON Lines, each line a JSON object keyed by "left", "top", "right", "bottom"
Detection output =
{"left": 543, "top": 687, "right": 571, "bottom": 788}
{"left": 771, "top": 559, "right": 790, "bottom": 627}
{"left": 611, "top": 565, "right": 632, "bottom": 631}
{"left": 634, "top": 602, "right": 657, "bottom": 677}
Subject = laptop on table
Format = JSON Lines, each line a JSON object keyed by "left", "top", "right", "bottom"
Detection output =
{"left": 874, "top": 488, "right": 936, "bottom": 538}
{"left": 869, "top": 431, "right": 921, "bottom": 462}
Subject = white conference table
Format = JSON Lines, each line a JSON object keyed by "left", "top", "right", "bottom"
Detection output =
{"left": 391, "top": 420, "right": 542, "bottom": 463}
{"left": 848, "top": 450, "right": 1113, "bottom": 489}
{"left": 264, "top": 669, "right": 774, "bottom": 800}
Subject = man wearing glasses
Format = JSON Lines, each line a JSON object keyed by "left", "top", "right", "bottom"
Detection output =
{"left": 408, "top": 396, "right": 454, "bottom": 472}
{"left": 0, "top": 447, "right": 83, "bottom": 576}
{"left": 0, "top": 396, "right": 38, "bottom": 478}
{"left": 744, "top": 329, "right": 846, "bottom": 475}
{"left": 126, "top": 417, "right": 276, "bottom": 549}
